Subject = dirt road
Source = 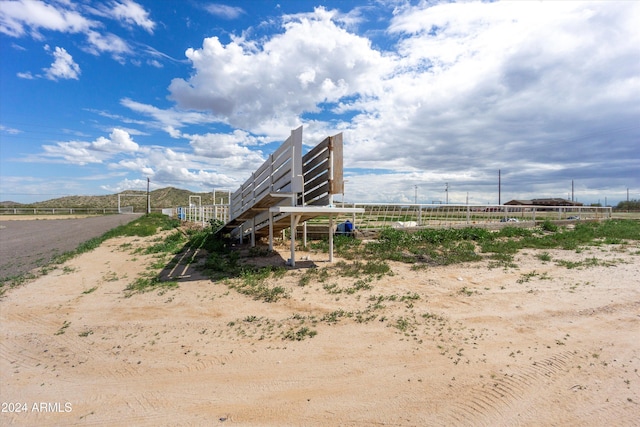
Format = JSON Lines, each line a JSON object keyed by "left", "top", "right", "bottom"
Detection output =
{"left": 0, "top": 214, "right": 142, "bottom": 281}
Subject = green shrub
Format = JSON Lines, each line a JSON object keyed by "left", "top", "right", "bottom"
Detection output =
{"left": 144, "top": 231, "right": 186, "bottom": 254}
{"left": 282, "top": 326, "right": 317, "bottom": 341}
{"left": 541, "top": 220, "right": 558, "bottom": 232}
{"left": 228, "top": 267, "right": 289, "bottom": 302}
{"left": 124, "top": 275, "right": 178, "bottom": 295}
{"left": 497, "top": 226, "right": 534, "bottom": 238}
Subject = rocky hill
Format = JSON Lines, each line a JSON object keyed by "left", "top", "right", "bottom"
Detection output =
{"left": 1, "top": 187, "right": 230, "bottom": 210}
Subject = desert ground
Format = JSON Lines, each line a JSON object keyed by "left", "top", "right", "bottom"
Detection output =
{"left": 1, "top": 218, "right": 639, "bottom": 426}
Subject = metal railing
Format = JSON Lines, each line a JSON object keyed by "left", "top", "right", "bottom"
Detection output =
{"left": 230, "top": 126, "right": 303, "bottom": 221}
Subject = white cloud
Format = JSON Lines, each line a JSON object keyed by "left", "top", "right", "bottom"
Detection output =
{"left": 112, "top": 2, "right": 630, "bottom": 203}
{"left": 0, "top": 124, "right": 22, "bottom": 134}
{"left": 0, "top": 0, "right": 152, "bottom": 60}
{"left": 42, "top": 141, "right": 100, "bottom": 165}
{"left": 152, "top": 166, "right": 237, "bottom": 189}
{"left": 16, "top": 71, "right": 34, "bottom": 79}
{"left": 91, "top": 129, "right": 139, "bottom": 152}
{"left": 28, "top": 126, "right": 266, "bottom": 192}
{"left": 39, "top": 128, "right": 138, "bottom": 165}
{"left": 185, "top": 131, "right": 266, "bottom": 171}
{"left": 107, "top": 0, "right": 155, "bottom": 33}
{"left": 203, "top": 4, "right": 245, "bottom": 20}
{"left": 0, "top": 0, "right": 92, "bottom": 38}
{"left": 105, "top": 140, "right": 255, "bottom": 191}
{"left": 11, "top": 41, "right": 26, "bottom": 51}
{"left": 84, "top": 29, "right": 131, "bottom": 58}
{"left": 120, "top": 98, "right": 218, "bottom": 132}
{"left": 44, "top": 45, "right": 80, "bottom": 80}
{"left": 112, "top": 157, "right": 150, "bottom": 173}
{"left": 168, "top": 6, "right": 391, "bottom": 131}
{"left": 335, "top": 1, "right": 640, "bottom": 202}
{"left": 100, "top": 177, "right": 151, "bottom": 193}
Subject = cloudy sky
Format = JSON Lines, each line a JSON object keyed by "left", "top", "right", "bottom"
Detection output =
{"left": 1, "top": 0, "right": 638, "bottom": 206}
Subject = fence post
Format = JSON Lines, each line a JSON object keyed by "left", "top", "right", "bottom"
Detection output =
{"left": 352, "top": 206, "right": 356, "bottom": 229}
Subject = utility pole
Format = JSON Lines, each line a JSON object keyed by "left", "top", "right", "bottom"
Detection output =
{"left": 414, "top": 185, "right": 417, "bottom": 204}
{"left": 571, "top": 180, "right": 574, "bottom": 202}
{"left": 498, "top": 169, "right": 501, "bottom": 205}
{"left": 146, "top": 177, "right": 150, "bottom": 214}
{"left": 445, "top": 182, "right": 449, "bottom": 204}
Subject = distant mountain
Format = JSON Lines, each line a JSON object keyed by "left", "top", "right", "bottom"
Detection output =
{"left": 4, "top": 187, "right": 230, "bottom": 211}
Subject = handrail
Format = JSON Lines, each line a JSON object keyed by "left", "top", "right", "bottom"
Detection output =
{"left": 230, "top": 126, "right": 303, "bottom": 221}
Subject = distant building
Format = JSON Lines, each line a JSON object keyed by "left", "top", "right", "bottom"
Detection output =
{"left": 505, "top": 198, "right": 583, "bottom": 207}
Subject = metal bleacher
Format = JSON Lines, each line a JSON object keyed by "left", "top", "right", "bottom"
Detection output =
{"left": 216, "top": 126, "right": 363, "bottom": 266}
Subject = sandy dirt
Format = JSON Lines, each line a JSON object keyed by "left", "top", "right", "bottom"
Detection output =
{"left": 1, "top": 229, "right": 639, "bottom": 426}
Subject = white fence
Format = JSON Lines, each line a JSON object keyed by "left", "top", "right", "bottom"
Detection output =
{"left": 302, "top": 203, "right": 613, "bottom": 231}
{"left": 167, "top": 205, "right": 230, "bottom": 226}
{"left": 173, "top": 202, "right": 612, "bottom": 232}
{"left": 0, "top": 207, "right": 121, "bottom": 215}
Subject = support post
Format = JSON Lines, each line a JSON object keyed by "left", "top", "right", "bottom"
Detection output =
{"left": 268, "top": 211, "right": 274, "bottom": 251}
{"left": 289, "top": 215, "right": 295, "bottom": 266}
{"left": 288, "top": 214, "right": 304, "bottom": 266}
{"left": 329, "top": 215, "right": 334, "bottom": 262}
{"left": 289, "top": 215, "right": 296, "bottom": 267}
{"left": 251, "top": 217, "right": 256, "bottom": 247}
{"left": 303, "top": 222, "right": 307, "bottom": 248}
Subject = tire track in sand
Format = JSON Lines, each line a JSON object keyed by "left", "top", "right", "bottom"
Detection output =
{"left": 442, "top": 350, "right": 577, "bottom": 426}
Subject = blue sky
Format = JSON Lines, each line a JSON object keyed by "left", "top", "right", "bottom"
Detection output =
{"left": 1, "top": 0, "right": 638, "bottom": 206}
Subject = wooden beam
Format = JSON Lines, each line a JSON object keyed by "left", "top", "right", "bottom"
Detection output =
{"left": 330, "top": 133, "right": 343, "bottom": 195}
